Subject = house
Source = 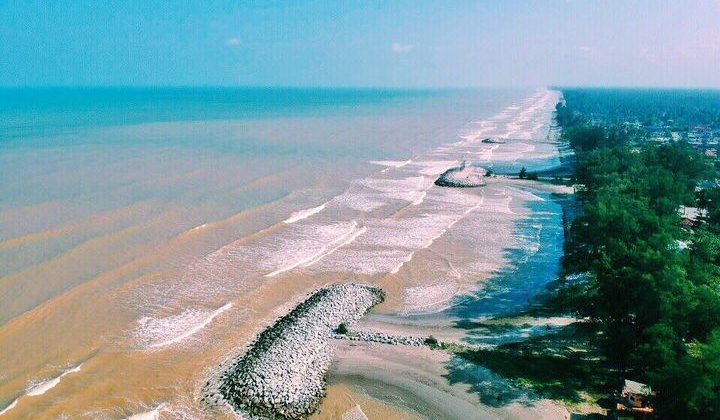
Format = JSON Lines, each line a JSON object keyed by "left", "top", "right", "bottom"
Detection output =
{"left": 622, "top": 380, "right": 652, "bottom": 408}
{"left": 615, "top": 379, "right": 655, "bottom": 418}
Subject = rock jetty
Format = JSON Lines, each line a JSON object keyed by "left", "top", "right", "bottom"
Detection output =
{"left": 434, "top": 161, "right": 487, "bottom": 188}
{"left": 481, "top": 137, "right": 506, "bottom": 144}
{"left": 334, "top": 330, "right": 425, "bottom": 347}
{"left": 219, "top": 284, "right": 385, "bottom": 419}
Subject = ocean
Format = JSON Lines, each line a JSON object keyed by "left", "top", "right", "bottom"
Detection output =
{"left": 0, "top": 87, "right": 561, "bottom": 418}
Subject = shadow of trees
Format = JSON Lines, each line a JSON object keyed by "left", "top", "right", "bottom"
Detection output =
{"left": 445, "top": 322, "right": 615, "bottom": 407}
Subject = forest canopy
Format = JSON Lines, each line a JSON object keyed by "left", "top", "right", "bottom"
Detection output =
{"left": 555, "top": 89, "right": 720, "bottom": 418}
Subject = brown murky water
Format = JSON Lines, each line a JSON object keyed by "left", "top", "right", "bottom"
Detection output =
{"left": 0, "top": 89, "right": 560, "bottom": 419}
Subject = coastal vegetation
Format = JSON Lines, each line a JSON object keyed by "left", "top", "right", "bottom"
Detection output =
{"left": 518, "top": 166, "right": 539, "bottom": 180}
{"left": 559, "top": 88, "right": 720, "bottom": 130}
{"left": 553, "top": 91, "right": 720, "bottom": 418}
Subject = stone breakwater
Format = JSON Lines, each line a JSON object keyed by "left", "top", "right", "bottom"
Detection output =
{"left": 219, "top": 283, "right": 385, "bottom": 419}
{"left": 434, "top": 161, "right": 487, "bottom": 188}
{"left": 333, "top": 330, "right": 425, "bottom": 347}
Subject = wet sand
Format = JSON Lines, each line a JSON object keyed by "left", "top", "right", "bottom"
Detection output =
{"left": 323, "top": 341, "right": 569, "bottom": 420}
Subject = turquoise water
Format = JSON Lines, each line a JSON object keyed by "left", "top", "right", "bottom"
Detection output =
{"left": 450, "top": 193, "right": 566, "bottom": 321}
{"left": 0, "top": 87, "right": 520, "bottom": 142}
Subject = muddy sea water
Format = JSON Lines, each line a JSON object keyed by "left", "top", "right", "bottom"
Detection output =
{"left": 0, "top": 87, "right": 556, "bottom": 418}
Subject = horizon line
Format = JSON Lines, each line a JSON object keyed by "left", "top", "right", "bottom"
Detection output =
{"left": 1, "top": 84, "right": 719, "bottom": 91}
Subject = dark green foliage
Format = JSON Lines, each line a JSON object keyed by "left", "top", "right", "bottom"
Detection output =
{"left": 555, "top": 90, "right": 720, "bottom": 417}
{"left": 560, "top": 88, "right": 720, "bottom": 129}
{"left": 335, "top": 322, "right": 348, "bottom": 335}
{"left": 698, "top": 187, "right": 720, "bottom": 229}
{"left": 646, "top": 328, "right": 720, "bottom": 418}
{"left": 519, "top": 167, "right": 527, "bottom": 179}
{"left": 555, "top": 102, "right": 579, "bottom": 127}
{"left": 424, "top": 335, "right": 438, "bottom": 347}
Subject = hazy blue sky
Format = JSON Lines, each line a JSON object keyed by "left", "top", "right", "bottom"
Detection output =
{"left": 1, "top": 1, "right": 719, "bottom": 88}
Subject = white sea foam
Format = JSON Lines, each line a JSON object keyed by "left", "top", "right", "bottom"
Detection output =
{"left": 189, "top": 223, "right": 208, "bottom": 232}
{"left": 310, "top": 189, "right": 485, "bottom": 275}
{"left": 0, "top": 364, "right": 83, "bottom": 417}
{"left": 411, "top": 160, "right": 458, "bottom": 176}
{"left": 126, "top": 404, "right": 168, "bottom": 420}
{"left": 265, "top": 221, "right": 366, "bottom": 277}
{"left": 135, "top": 303, "right": 232, "bottom": 349}
{"left": 403, "top": 283, "right": 460, "bottom": 313}
{"left": 342, "top": 404, "right": 370, "bottom": 420}
{"left": 355, "top": 176, "right": 431, "bottom": 204}
{"left": 369, "top": 159, "right": 412, "bottom": 168}
{"left": 25, "top": 364, "right": 83, "bottom": 397}
{"left": 506, "top": 187, "right": 546, "bottom": 202}
{"left": 283, "top": 203, "right": 327, "bottom": 224}
{"left": 124, "top": 89, "right": 562, "bottom": 328}
{"left": 298, "top": 225, "right": 367, "bottom": 269}
{"left": 411, "top": 191, "right": 427, "bottom": 206}
{"left": 331, "top": 192, "right": 387, "bottom": 212}
{"left": 0, "top": 399, "right": 18, "bottom": 416}
{"left": 390, "top": 251, "right": 415, "bottom": 274}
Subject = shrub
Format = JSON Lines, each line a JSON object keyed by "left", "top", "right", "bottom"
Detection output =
{"left": 424, "top": 335, "right": 439, "bottom": 347}
{"left": 335, "top": 323, "right": 348, "bottom": 335}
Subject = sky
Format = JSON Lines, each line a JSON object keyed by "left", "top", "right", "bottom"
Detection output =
{"left": 1, "top": 0, "right": 719, "bottom": 88}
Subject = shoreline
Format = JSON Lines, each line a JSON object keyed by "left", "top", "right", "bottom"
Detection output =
{"left": 206, "top": 90, "right": 568, "bottom": 419}
{"left": 319, "top": 186, "right": 574, "bottom": 419}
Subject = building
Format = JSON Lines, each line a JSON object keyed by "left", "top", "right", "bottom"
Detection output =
{"left": 615, "top": 379, "right": 655, "bottom": 418}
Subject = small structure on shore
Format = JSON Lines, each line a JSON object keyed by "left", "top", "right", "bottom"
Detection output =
{"left": 435, "top": 161, "right": 487, "bottom": 188}
{"left": 481, "top": 137, "right": 506, "bottom": 144}
{"left": 615, "top": 379, "right": 654, "bottom": 417}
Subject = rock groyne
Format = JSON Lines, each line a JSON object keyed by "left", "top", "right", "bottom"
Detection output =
{"left": 334, "top": 330, "right": 425, "bottom": 347}
{"left": 435, "top": 161, "right": 487, "bottom": 188}
{"left": 219, "top": 284, "right": 385, "bottom": 419}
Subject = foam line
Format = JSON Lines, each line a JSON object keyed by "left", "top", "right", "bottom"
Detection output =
{"left": 0, "top": 399, "right": 18, "bottom": 416}
{"left": 369, "top": 160, "right": 412, "bottom": 168}
{"left": 126, "top": 403, "right": 168, "bottom": 420}
{"left": 390, "top": 251, "right": 415, "bottom": 274}
{"left": 283, "top": 203, "right": 327, "bottom": 224}
{"left": 422, "top": 228, "right": 448, "bottom": 250}
{"left": 189, "top": 223, "right": 208, "bottom": 232}
{"left": 411, "top": 191, "right": 427, "bottom": 206}
{"left": 148, "top": 303, "right": 232, "bottom": 349}
{"left": 26, "top": 363, "right": 83, "bottom": 397}
{"left": 300, "top": 225, "right": 367, "bottom": 268}
{"left": 266, "top": 222, "right": 365, "bottom": 277}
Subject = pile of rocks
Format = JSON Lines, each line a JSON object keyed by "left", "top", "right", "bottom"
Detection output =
{"left": 334, "top": 330, "right": 425, "bottom": 347}
{"left": 219, "top": 284, "right": 385, "bottom": 419}
{"left": 434, "top": 161, "right": 487, "bottom": 188}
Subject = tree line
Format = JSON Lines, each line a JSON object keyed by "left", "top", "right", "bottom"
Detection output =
{"left": 554, "top": 96, "right": 720, "bottom": 418}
